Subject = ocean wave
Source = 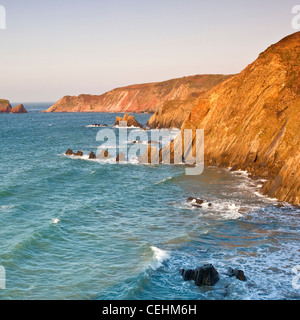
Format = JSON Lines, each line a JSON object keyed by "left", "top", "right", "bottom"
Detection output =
{"left": 52, "top": 218, "right": 60, "bottom": 225}
{"left": 149, "top": 246, "right": 171, "bottom": 270}
{"left": 179, "top": 199, "right": 244, "bottom": 220}
{"left": 154, "top": 176, "right": 173, "bottom": 185}
{"left": 0, "top": 205, "right": 15, "bottom": 210}
{"left": 86, "top": 124, "right": 108, "bottom": 128}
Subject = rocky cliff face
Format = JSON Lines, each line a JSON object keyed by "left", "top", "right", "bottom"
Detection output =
{"left": 181, "top": 32, "right": 300, "bottom": 205}
{"left": 147, "top": 75, "right": 233, "bottom": 128}
{"left": 44, "top": 75, "right": 231, "bottom": 113}
{"left": 0, "top": 99, "right": 12, "bottom": 113}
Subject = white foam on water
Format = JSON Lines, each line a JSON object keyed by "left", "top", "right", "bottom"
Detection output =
{"left": 52, "top": 218, "right": 60, "bottom": 225}
{"left": 154, "top": 177, "right": 173, "bottom": 185}
{"left": 150, "top": 246, "right": 171, "bottom": 270}
{"left": 86, "top": 124, "right": 108, "bottom": 128}
{"left": 0, "top": 205, "right": 14, "bottom": 210}
{"left": 254, "top": 191, "right": 278, "bottom": 202}
{"left": 114, "top": 125, "right": 142, "bottom": 129}
{"left": 206, "top": 201, "right": 243, "bottom": 220}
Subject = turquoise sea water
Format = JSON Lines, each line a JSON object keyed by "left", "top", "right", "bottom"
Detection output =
{"left": 0, "top": 103, "right": 299, "bottom": 300}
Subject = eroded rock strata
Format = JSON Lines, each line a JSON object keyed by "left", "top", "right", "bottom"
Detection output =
{"left": 44, "top": 75, "right": 232, "bottom": 114}
{"left": 180, "top": 32, "right": 300, "bottom": 204}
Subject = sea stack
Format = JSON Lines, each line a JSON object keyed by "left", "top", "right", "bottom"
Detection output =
{"left": 11, "top": 104, "right": 28, "bottom": 114}
{"left": 114, "top": 113, "right": 143, "bottom": 128}
{"left": 0, "top": 99, "right": 12, "bottom": 113}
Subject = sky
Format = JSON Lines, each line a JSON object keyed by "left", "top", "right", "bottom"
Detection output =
{"left": 0, "top": 0, "right": 299, "bottom": 102}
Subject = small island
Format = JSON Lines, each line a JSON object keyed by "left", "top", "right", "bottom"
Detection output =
{"left": 0, "top": 100, "right": 28, "bottom": 114}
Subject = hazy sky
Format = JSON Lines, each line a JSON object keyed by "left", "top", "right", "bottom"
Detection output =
{"left": 0, "top": 0, "right": 299, "bottom": 102}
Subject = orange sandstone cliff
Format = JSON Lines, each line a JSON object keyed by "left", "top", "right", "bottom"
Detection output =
{"left": 147, "top": 75, "right": 233, "bottom": 128}
{"left": 180, "top": 32, "right": 300, "bottom": 204}
{"left": 44, "top": 75, "right": 231, "bottom": 114}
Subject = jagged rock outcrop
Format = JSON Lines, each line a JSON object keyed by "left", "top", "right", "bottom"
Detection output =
{"left": 114, "top": 113, "right": 143, "bottom": 128}
{"left": 0, "top": 99, "right": 12, "bottom": 113}
{"left": 181, "top": 264, "right": 219, "bottom": 286}
{"left": 147, "top": 75, "right": 233, "bottom": 128}
{"left": 11, "top": 104, "right": 28, "bottom": 114}
{"left": 180, "top": 32, "right": 300, "bottom": 205}
{"left": 0, "top": 101, "right": 28, "bottom": 114}
{"left": 44, "top": 75, "right": 231, "bottom": 113}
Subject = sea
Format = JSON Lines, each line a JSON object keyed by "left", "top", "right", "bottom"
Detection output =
{"left": 0, "top": 102, "right": 299, "bottom": 300}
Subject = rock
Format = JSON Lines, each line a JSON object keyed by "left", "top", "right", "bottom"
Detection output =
{"left": 180, "top": 32, "right": 300, "bottom": 205}
{"left": 11, "top": 104, "right": 28, "bottom": 114}
{"left": 116, "top": 152, "right": 126, "bottom": 162}
{"left": 74, "top": 150, "right": 83, "bottom": 157}
{"left": 114, "top": 113, "right": 143, "bottom": 128}
{"left": 89, "top": 151, "right": 96, "bottom": 159}
{"left": 230, "top": 165, "right": 239, "bottom": 172}
{"left": 227, "top": 267, "right": 246, "bottom": 281}
{"left": 0, "top": 99, "right": 12, "bottom": 113}
{"left": 181, "top": 264, "right": 219, "bottom": 286}
{"left": 188, "top": 197, "right": 204, "bottom": 206}
{"left": 65, "top": 149, "right": 75, "bottom": 155}
{"left": 97, "top": 149, "right": 111, "bottom": 159}
{"left": 92, "top": 123, "right": 100, "bottom": 127}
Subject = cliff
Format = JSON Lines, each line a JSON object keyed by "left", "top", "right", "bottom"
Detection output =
{"left": 147, "top": 75, "right": 233, "bottom": 128}
{"left": 180, "top": 32, "right": 300, "bottom": 204}
{"left": 44, "top": 75, "right": 231, "bottom": 113}
{"left": 0, "top": 99, "right": 12, "bottom": 113}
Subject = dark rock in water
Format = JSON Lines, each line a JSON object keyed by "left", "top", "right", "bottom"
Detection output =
{"left": 92, "top": 123, "right": 100, "bottom": 127}
{"left": 116, "top": 152, "right": 126, "bottom": 162}
{"left": 66, "top": 149, "right": 74, "bottom": 156}
{"left": 181, "top": 264, "right": 219, "bottom": 286}
{"left": 230, "top": 165, "right": 239, "bottom": 172}
{"left": 75, "top": 150, "right": 83, "bottom": 157}
{"left": 188, "top": 197, "right": 205, "bottom": 207}
{"left": 208, "top": 203, "right": 213, "bottom": 207}
{"left": 187, "top": 197, "right": 204, "bottom": 205}
{"left": 89, "top": 151, "right": 96, "bottom": 159}
{"left": 97, "top": 149, "right": 111, "bottom": 159}
{"left": 181, "top": 269, "right": 195, "bottom": 281}
{"left": 114, "top": 113, "right": 143, "bottom": 128}
{"left": 227, "top": 267, "right": 246, "bottom": 281}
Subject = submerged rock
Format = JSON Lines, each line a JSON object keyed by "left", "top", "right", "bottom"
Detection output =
{"left": 116, "top": 152, "right": 126, "bottom": 162}
{"left": 188, "top": 197, "right": 204, "bottom": 205}
{"left": 181, "top": 264, "right": 219, "bottom": 286}
{"left": 74, "top": 150, "right": 83, "bottom": 157}
{"left": 97, "top": 149, "right": 111, "bottom": 159}
{"left": 227, "top": 267, "right": 247, "bottom": 281}
{"left": 89, "top": 151, "right": 96, "bottom": 159}
{"left": 65, "top": 149, "right": 74, "bottom": 156}
{"left": 65, "top": 149, "right": 83, "bottom": 157}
